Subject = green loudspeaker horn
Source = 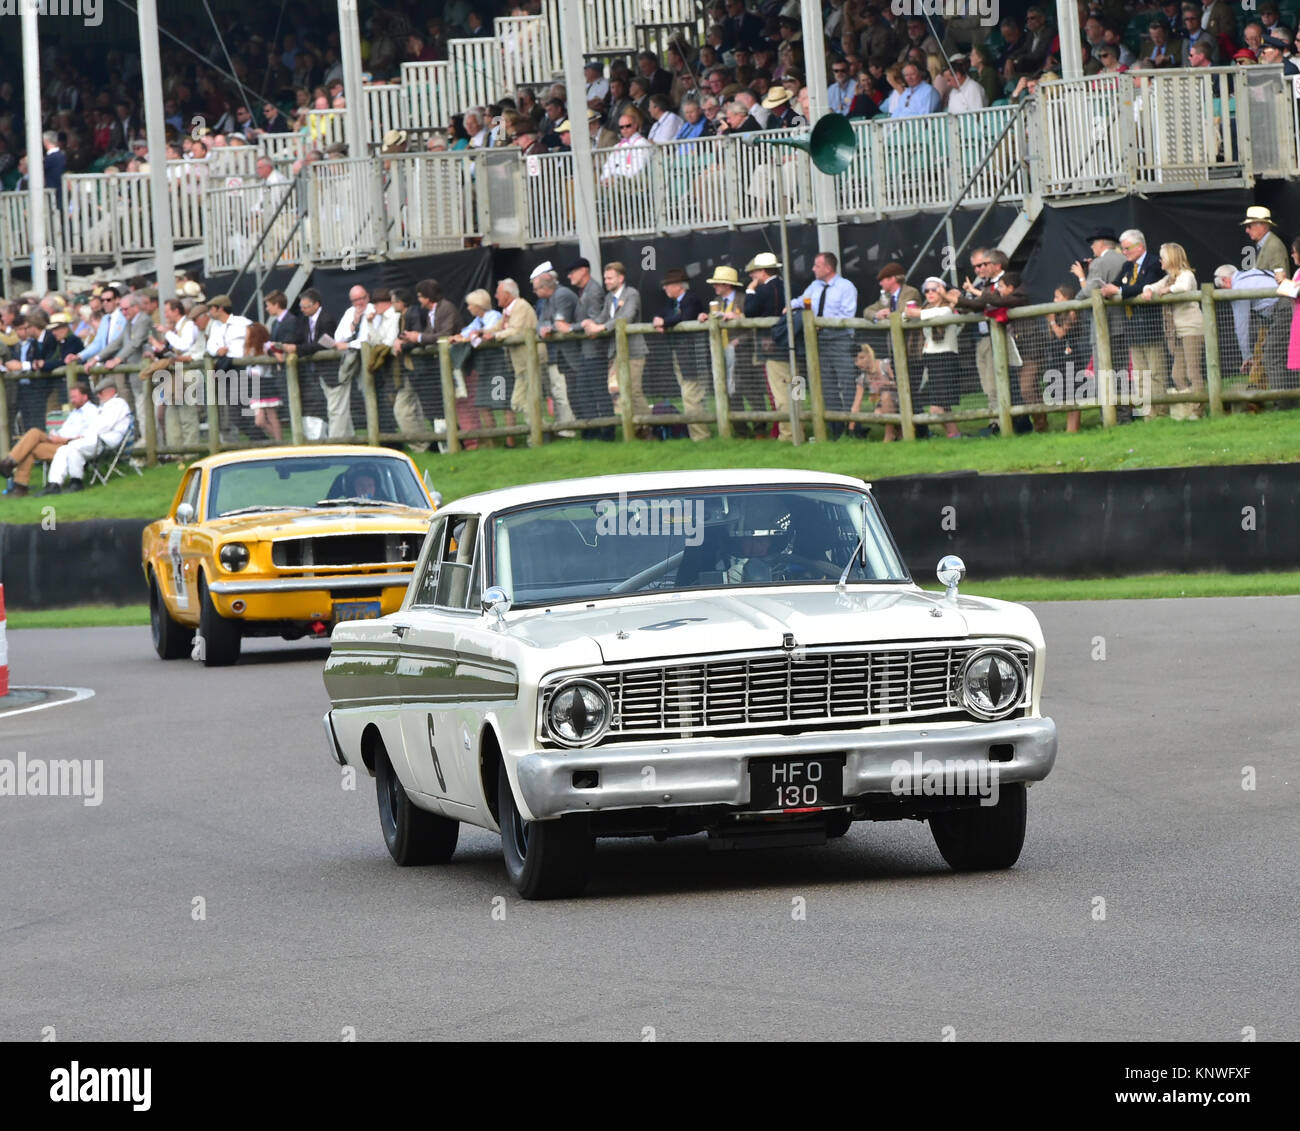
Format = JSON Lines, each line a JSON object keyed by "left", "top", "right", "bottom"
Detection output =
{"left": 744, "top": 113, "right": 858, "bottom": 176}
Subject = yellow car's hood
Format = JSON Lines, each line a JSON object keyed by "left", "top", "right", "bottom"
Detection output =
{"left": 205, "top": 505, "right": 434, "bottom": 540}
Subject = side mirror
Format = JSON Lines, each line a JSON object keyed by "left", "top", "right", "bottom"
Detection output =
{"left": 936, "top": 555, "right": 965, "bottom": 602}
{"left": 482, "top": 585, "right": 511, "bottom": 627}
{"left": 176, "top": 502, "right": 195, "bottom": 525}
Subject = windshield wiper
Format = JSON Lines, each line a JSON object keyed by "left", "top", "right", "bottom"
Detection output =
{"left": 217, "top": 505, "right": 303, "bottom": 517}
{"left": 837, "top": 498, "right": 870, "bottom": 590}
{"left": 314, "top": 497, "right": 399, "bottom": 507}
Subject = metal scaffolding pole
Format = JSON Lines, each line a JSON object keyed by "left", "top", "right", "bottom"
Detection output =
{"left": 1057, "top": 0, "right": 1084, "bottom": 81}
{"left": 800, "top": 0, "right": 840, "bottom": 261}
{"left": 21, "top": 0, "right": 47, "bottom": 294}
{"left": 561, "top": 0, "right": 600, "bottom": 270}
{"left": 138, "top": 0, "right": 175, "bottom": 299}
{"left": 339, "top": 0, "right": 369, "bottom": 156}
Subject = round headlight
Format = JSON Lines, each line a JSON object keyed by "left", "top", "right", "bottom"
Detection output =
{"left": 219, "top": 542, "right": 250, "bottom": 572}
{"left": 959, "top": 648, "right": 1025, "bottom": 720}
{"left": 547, "top": 679, "right": 612, "bottom": 747}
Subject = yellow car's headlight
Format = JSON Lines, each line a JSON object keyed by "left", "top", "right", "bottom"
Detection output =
{"left": 219, "top": 542, "right": 250, "bottom": 572}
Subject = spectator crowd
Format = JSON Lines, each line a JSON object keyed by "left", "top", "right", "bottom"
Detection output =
{"left": 11, "top": 0, "right": 1300, "bottom": 196}
{"left": 2, "top": 0, "right": 1299, "bottom": 496}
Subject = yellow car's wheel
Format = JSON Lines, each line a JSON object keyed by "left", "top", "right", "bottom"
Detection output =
{"left": 198, "top": 576, "right": 242, "bottom": 667}
{"left": 149, "top": 574, "right": 193, "bottom": 660}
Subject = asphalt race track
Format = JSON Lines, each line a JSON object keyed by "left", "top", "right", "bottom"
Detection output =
{"left": 1, "top": 598, "right": 1295, "bottom": 1042}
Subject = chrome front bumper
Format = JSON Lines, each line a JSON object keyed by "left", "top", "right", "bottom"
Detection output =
{"left": 514, "top": 716, "right": 1057, "bottom": 821}
{"left": 210, "top": 572, "right": 412, "bottom": 595}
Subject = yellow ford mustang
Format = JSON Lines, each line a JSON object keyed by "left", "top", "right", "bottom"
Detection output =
{"left": 143, "top": 446, "right": 437, "bottom": 666}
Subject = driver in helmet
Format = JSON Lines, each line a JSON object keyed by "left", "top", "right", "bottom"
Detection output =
{"left": 345, "top": 464, "right": 380, "bottom": 499}
{"left": 723, "top": 497, "right": 790, "bottom": 583}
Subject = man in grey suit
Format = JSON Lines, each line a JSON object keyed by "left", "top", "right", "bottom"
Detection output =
{"left": 100, "top": 292, "right": 154, "bottom": 432}
{"left": 581, "top": 260, "right": 649, "bottom": 437}
{"left": 566, "top": 257, "right": 615, "bottom": 439}
{"left": 530, "top": 262, "right": 578, "bottom": 436}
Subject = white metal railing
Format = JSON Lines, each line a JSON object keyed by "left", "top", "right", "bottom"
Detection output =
{"left": 309, "top": 157, "right": 384, "bottom": 262}
{"left": 450, "top": 37, "right": 500, "bottom": 112}
{"left": 402, "top": 61, "right": 452, "bottom": 131}
{"left": 498, "top": 15, "right": 551, "bottom": 96}
{"left": 656, "top": 133, "right": 730, "bottom": 231}
{"left": 1037, "top": 74, "right": 1128, "bottom": 196}
{"left": 204, "top": 146, "right": 261, "bottom": 181}
{"left": 586, "top": 0, "right": 638, "bottom": 52}
{"left": 306, "top": 109, "right": 347, "bottom": 151}
{"left": 523, "top": 150, "right": 578, "bottom": 243}
{"left": 1133, "top": 69, "right": 1242, "bottom": 186}
{"left": 205, "top": 177, "right": 304, "bottom": 273}
{"left": 541, "top": 0, "right": 565, "bottom": 75}
{"left": 258, "top": 132, "right": 307, "bottom": 163}
{"left": 14, "top": 69, "right": 1297, "bottom": 270}
{"left": 383, "top": 151, "right": 482, "bottom": 252}
{"left": 367, "top": 84, "right": 405, "bottom": 147}
{"left": 0, "top": 189, "right": 61, "bottom": 281}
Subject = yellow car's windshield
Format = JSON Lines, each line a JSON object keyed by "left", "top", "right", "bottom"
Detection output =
{"left": 207, "top": 456, "right": 428, "bottom": 518}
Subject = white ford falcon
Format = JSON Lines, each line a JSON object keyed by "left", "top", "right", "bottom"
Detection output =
{"left": 322, "top": 469, "right": 1058, "bottom": 899}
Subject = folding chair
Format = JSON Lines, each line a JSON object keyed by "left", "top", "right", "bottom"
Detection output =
{"left": 88, "top": 417, "right": 143, "bottom": 487}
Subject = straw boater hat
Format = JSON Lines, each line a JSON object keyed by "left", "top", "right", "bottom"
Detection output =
{"left": 1241, "top": 206, "right": 1277, "bottom": 227}
{"left": 761, "top": 86, "right": 791, "bottom": 109}
{"left": 381, "top": 129, "right": 408, "bottom": 153}
{"left": 744, "top": 252, "right": 781, "bottom": 272}
{"left": 707, "top": 265, "right": 740, "bottom": 286}
{"left": 555, "top": 119, "right": 573, "bottom": 132}
{"left": 181, "top": 280, "right": 206, "bottom": 300}
{"left": 50, "top": 311, "right": 74, "bottom": 325}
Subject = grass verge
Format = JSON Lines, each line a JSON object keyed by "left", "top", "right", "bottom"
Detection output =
{"left": 10, "top": 573, "right": 1300, "bottom": 628}
{"left": 0, "top": 412, "right": 1297, "bottom": 523}
{"left": 8, "top": 605, "right": 150, "bottom": 629}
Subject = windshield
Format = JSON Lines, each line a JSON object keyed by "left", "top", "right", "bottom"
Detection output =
{"left": 491, "top": 487, "right": 907, "bottom": 606}
{"left": 206, "top": 455, "right": 429, "bottom": 518}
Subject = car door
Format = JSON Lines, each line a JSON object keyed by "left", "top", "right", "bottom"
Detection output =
{"left": 395, "top": 512, "right": 517, "bottom": 820}
{"left": 160, "top": 467, "right": 204, "bottom": 618}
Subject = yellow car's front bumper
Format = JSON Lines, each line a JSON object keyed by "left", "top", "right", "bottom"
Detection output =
{"left": 206, "top": 572, "right": 411, "bottom": 622}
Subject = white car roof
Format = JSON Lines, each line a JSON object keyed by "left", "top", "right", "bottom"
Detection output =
{"left": 444, "top": 468, "right": 873, "bottom": 514}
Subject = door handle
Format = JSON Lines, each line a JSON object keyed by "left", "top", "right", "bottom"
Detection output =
{"left": 390, "top": 623, "right": 409, "bottom": 638}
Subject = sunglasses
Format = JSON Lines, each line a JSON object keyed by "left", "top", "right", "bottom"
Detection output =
{"left": 618, "top": 122, "right": 636, "bottom": 130}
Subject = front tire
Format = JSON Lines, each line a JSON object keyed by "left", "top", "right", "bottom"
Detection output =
{"left": 375, "top": 741, "right": 459, "bottom": 865}
{"left": 929, "top": 783, "right": 1027, "bottom": 871}
{"left": 498, "top": 768, "right": 593, "bottom": 900}
{"left": 198, "top": 576, "right": 242, "bottom": 666}
{"left": 149, "top": 574, "right": 193, "bottom": 660}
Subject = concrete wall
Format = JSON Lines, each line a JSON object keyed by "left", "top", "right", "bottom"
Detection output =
{"left": 1, "top": 464, "right": 1296, "bottom": 609}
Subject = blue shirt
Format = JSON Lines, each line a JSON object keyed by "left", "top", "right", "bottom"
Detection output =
{"left": 78, "top": 308, "right": 126, "bottom": 362}
{"left": 466, "top": 309, "right": 503, "bottom": 343}
{"left": 675, "top": 118, "right": 709, "bottom": 140}
{"left": 891, "top": 81, "right": 942, "bottom": 117}
{"left": 827, "top": 80, "right": 855, "bottom": 115}
{"left": 1228, "top": 268, "right": 1280, "bottom": 358}
{"left": 799, "top": 274, "right": 858, "bottom": 321}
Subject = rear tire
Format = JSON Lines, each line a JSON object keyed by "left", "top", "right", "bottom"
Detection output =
{"left": 375, "top": 740, "right": 459, "bottom": 865}
{"left": 149, "top": 574, "right": 193, "bottom": 660}
{"left": 929, "top": 783, "right": 1027, "bottom": 871}
{"left": 499, "top": 768, "right": 593, "bottom": 900}
{"left": 198, "top": 576, "right": 242, "bottom": 667}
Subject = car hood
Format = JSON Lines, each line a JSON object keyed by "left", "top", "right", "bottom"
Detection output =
{"left": 510, "top": 587, "right": 1041, "bottom": 663}
{"left": 202, "top": 506, "right": 434, "bottom": 540}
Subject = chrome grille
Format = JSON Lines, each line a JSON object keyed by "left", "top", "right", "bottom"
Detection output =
{"left": 272, "top": 532, "right": 423, "bottom": 568}
{"left": 540, "top": 642, "right": 1033, "bottom": 743}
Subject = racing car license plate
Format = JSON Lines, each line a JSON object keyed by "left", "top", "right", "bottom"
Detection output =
{"left": 334, "top": 600, "right": 382, "bottom": 622}
{"left": 749, "top": 755, "right": 844, "bottom": 811}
